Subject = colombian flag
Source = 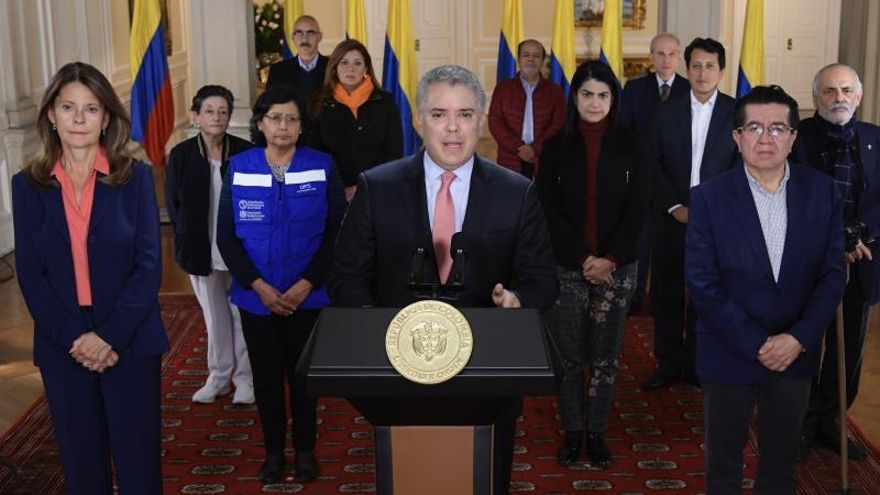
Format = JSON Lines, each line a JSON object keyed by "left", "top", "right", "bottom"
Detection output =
{"left": 550, "top": 0, "right": 575, "bottom": 97}
{"left": 599, "top": 0, "right": 625, "bottom": 86}
{"left": 496, "top": 0, "right": 524, "bottom": 84}
{"left": 346, "top": 0, "right": 367, "bottom": 42}
{"left": 281, "top": 0, "right": 305, "bottom": 60}
{"left": 130, "top": 0, "right": 173, "bottom": 167}
{"left": 737, "top": 0, "right": 764, "bottom": 97}
{"left": 383, "top": 0, "right": 422, "bottom": 155}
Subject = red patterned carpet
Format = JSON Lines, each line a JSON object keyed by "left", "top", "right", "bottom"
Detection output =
{"left": 2, "top": 294, "right": 880, "bottom": 494}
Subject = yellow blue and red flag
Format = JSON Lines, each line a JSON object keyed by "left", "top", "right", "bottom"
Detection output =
{"left": 281, "top": 0, "right": 305, "bottom": 60}
{"left": 130, "top": 0, "right": 173, "bottom": 167}
{"left": 599, "top": 0, "right": 624, "bottom": 86}
{"left": 737, "top": 0, "right": 764, "bottom": 97}
{"left": 550, "top": 0, "right": 575, "bottom": 96}
{"left": 383, "top": 0, "right": 421, "bottom": 155}
{"left": 496, "top": 0, "right": 524, "bottom": 84}
{"left": 346, "top": 0, "right": 367, "bottom": 42}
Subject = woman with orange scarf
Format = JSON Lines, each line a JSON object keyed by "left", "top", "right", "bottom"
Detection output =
{"left": 312, "top": 39, "right": 403, "bottom": 202}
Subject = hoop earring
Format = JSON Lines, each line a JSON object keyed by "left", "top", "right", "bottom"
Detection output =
{"left": 52, "top": 123, "right": 57, "bottom": 131}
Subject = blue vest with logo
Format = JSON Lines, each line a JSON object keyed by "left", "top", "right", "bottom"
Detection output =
{"left": 229, "top": 146, "right": 331, "bottom": 315}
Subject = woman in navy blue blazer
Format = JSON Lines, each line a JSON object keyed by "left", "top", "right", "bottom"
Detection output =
{"left": 12, "top": 62, "right": 167, "bottom": 494}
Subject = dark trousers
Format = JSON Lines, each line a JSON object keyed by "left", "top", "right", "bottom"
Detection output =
{"left": 803, "top": 271, "right": 871, "bottom": 437}
{"left": 547, "top": 264, "right": 637, "bottom": 433}
{"left": 650, "top": 217, "right": 697, "bottom": 376}
{"left": 42, "top": 355, "right": 163, "bottom": 495}
{"left": 493, "top": 397, "right": 523, "bottom": 495}
{"left": 629, "top": 216, "right": 652, "bottom": 311}
{"left": 703, "top": 376, "right": 810, "bottom": 495}
{"left": 240, "top": 308, "right": 319, "bottom": 456}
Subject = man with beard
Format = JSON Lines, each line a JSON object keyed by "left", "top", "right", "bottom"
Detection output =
{"left": 794, "top": 63, "right": 880, "bottom": 461}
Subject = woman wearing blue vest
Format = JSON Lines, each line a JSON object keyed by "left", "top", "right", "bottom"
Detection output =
{"left": 217, "top": 86, "right": 345, "bottom": 484}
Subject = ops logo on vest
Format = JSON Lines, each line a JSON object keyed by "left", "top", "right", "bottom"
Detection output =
{"left": 238, "top": 199, "right": 266, "bottom": 222}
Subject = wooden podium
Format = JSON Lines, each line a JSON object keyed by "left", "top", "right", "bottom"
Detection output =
{"left": 296, "top": 307, "right": 559, "bottom": 495}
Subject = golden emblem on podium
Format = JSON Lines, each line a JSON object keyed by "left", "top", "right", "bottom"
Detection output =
{"left": 385, "top": 300, "right": 473, "bottom": 385}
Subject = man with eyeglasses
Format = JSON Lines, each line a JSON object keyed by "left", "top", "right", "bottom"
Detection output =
{"left": 644, "top": 38, "right": 739, "bottom": 391}
{"left": 794, "top": 64, "right": 880, "bottom": 462}
{"left": 266, "top": 15, "right": 328, "bottom": 103}
{"left": 686, "top": 85, "right": 846, "bottom": 494}
{"left": 488, "top": 39, "right": 565, "bottom": 180}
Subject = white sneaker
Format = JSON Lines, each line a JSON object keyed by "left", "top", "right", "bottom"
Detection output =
{"left": 232, "top": 383, "right": 255, "bottom": 405}
{"left": 192, "top": 382, "right": 231, "bottom": 403}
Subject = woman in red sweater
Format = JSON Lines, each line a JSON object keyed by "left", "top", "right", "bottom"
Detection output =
{"left": 536, "top": 60, "right": 649, "bottom": 468}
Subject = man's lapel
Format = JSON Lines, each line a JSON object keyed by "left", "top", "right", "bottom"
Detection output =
{"left": 461, "top": 155, "right": 490, "bottom": 235}
{"left": 402, "top": 151, "right": 431, "bottom": 234}
{"left": 731, "top": 169, "right": 776, "bottom": 285}
{"left": 777, "top": 167, "right": 805, "bottom": 289}
{"left": 857, "top": 124, "right": 880, "bottom": 186}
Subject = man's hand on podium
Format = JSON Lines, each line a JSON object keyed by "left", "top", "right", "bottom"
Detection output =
{"left": 492, "top": 283, "right": 521, "bottom": 308}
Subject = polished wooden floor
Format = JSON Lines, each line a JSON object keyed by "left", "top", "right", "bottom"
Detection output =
{"left": 2, "top": 227, "right": 880, "bottom": 448}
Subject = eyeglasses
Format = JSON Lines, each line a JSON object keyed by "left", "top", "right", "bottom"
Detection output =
{"left": 263, "top": 114, "right": 301, "bottom": 126}
{"left": 736, "top": 123, "right": 793, "bottom": 138}
{"left": 293, "top": 30, "right": 320, "bottom": 38}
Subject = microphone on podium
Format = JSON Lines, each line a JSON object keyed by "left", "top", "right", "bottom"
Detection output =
{"left": 446, "top": 232, "right": 468, "bottom": 287}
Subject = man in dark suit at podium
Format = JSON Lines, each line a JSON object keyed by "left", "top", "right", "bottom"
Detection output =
{"left": 329, "top": 64, "right": 558, "bottom": 494}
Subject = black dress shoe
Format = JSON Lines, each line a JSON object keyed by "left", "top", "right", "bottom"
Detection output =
{"left": 294, "top": 451, "right": 319, "bottom": 482}
{"left": 817, "top": 431, "right": 868, "bottom": 461}
{"left": 642, "top": 369, "right": 677, "bottom": 390}
{"left": 586, "top": 432, "right": 611, "bottom": 468}
{"left": 556, "top": 431, "right": 583, "bottom": 466}
{"left": 259, "top": 454, "right": 285, "bottom": 484}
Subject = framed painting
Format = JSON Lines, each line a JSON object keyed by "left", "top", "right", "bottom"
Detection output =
{"left": 575, "top": 0, "right": 646, "bottom": 29}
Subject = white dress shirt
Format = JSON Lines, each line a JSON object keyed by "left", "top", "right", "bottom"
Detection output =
{"left": 689, "top": 89, "right": 718, "bottom": 188}
{"left": 298, "top": 55, "right": 319, "bottom": 72}
{"left": 655, "top": 72, "right": 677, "bottom": 90}
{"left": 424, "top": 153, "right": 473, "bottom": 233}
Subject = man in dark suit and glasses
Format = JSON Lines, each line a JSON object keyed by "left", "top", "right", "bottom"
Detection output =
{"left": 687, "top": 85, "right": 845, "bottom": 494}
{"left": 644, "top": 37, "right": 739, "bottom": 390}
{"left": 329, "top": 64, "right": 558, "bottom": 494}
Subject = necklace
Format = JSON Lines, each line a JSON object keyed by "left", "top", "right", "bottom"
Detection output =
{"left": 265, "top": 150, "right": 292, "bottom": 183}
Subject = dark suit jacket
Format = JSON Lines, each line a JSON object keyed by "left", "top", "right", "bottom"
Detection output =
{"left": 619, "top": 72, "right": 690, "bottom": 132}
{"left": 686, "top": 165, "right": 846, "bottom": 384}
{"left": 266, "top": 54, "right": 329, "bottom": 102}
{"left": 537, "top": 125, "right": 648, "bottom": 268}
{"left": 12, "top": 163, "right": 169, "bottom": 368}
{"left": 328, "top": 152, "right": 558, "bottom": 310}
{"left": 791, "top": 116, "right": 880, "bottom": 304}
{"left": 650, "top": 91, "right": 739, "bottom": 215}
{"left": 165, "top": 133, "right": 253, "bottom": 275}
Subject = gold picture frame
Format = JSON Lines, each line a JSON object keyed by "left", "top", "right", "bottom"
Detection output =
{"left": 575, "top": 0, "right": 646, "bottom": 29}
